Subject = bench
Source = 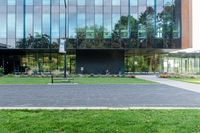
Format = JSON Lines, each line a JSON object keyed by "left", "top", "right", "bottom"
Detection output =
{"left": 51, "top": 75, "right": 74, "bottom": 84}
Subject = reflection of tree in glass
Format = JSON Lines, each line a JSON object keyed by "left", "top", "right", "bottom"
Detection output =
{"left": 157, "top": 4, "right": 175, "bottom": 48}
{"left": 76, "top": 25, "right": 104, "bottom": 48}
{"left": 16, "top": 33, "right": 59, "bottom": 49}
{"left": 112, "top": 16, "right": 138, "bottom": 48}
{"left": 125, "top": 54, "right": 161, "bottom": 72}
{"left": 138, "top": 7, "right": 155, "bottom": 48}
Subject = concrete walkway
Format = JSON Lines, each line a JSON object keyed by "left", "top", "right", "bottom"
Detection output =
{"left": 137, "top": 75, "right": 200, "bottom": 93}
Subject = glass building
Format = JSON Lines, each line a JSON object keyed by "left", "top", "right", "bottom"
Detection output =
{"left": 0, "top": 0, "right": 192, "bottom": 74}
{"left": 161, "top": 50, "right": 200, "bottom": 74}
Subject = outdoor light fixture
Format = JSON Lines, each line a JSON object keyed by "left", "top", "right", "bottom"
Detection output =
{"left": 64, "top": 0, "right": 67, "bottom": 79}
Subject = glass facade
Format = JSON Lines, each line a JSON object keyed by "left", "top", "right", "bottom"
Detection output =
{"left": 124, "top": 53, "right": 200, "bottom": 74}
{"left": 162, "top": 54, "right": 200, "bottom": 74}
{"left": 0, "top": 0, "right": 181, "bottom": 49}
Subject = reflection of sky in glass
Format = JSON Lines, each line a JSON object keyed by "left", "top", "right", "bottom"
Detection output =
{"left": 78, "top": 0, "right": 85, "bottom": 5}
{"left": 34, "top": 7, "right": 42, "bottom": 35}
{"left": 164, "top": 0, "right": 173, "bottom": 5}
{"left": 112, "top": 14, "right": 120, "bottom": 29}
{"left": 60, "top": 0, "right": 64, "bottom": 5}
{"left": 95, "top": 0, "right": 103, "bottom": 5}
{"left": 69, "top": 13, "right": 77, "bottom": 38}
{"left": 8, "top": 0, "right": 16, "bottom": 5}
{"left": 87, "top": 14, "right": 94, "bottom": 28}
{"left": 0, "top": 11, "right": 6, "bottom": 38}
{"left": 112, "top": 0, "right": 120, "bottom": 6}
{"left": 25, "top": 14, "right": 33, "bottom": 36}
{"left": 130, "top": 0, "right": 137, "bottom": 6}
{"left": 8, "top": 14, "right": 16, "bottom": 37}
{"left": 52, "top": 15, "right": 59, "bottom": 38}
{"left": 60, "top": 14, "right": 65, "bottom": 38}
{"left": 78, "top": 14, "right": 85, "bottom": 28}
{"left": 43, "top": 0, "right": 50, "bottom": 5}
{"left": 43, "top": 14, "right": 50, "bottom": 35}
{"left": 26, "top": 0, "right": 33, "bottom": 5}
{"left": 157, "top": 0, "right": 164, "bottom": 6}
{"left": 147, "top": 0, "right": 155, "bottom": 6}
{"left": 95, "top": 14, "right": 103, "bottom": 27}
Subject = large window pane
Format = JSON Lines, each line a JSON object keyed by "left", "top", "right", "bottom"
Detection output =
{"left": 69, "top": 7, "right": 77, "bottom": 38}
{"left": 112, "top": 13, "right": 121, "bottom": 48}
{"left": 77, "top": 13, "right": 86, "bottom": 48}
{"left": 34, "top": 6, "right": 42, "bottom": 36}
{"left": 112, "top": 0, "right": 120, "bottom": 6}
{"left": 78, "top": 0, "right": 85, "bottom": 5}
{"left": 26, "top": 0, "right": 33, "bottom": 5}
{"left": 43, "top": 14, "right": 50, "bottom": 35}
{"left": 43, "top": 0, "right": 50, "bottom": 5}
{"left": 8, "top": 13, "right": 16, "bottom": 38}
{"left": 0, "top": 6, "right": 7, "bottom": 38}
{"left": 104, "top": 5, "right": 111, "bottom": 39}
{"left": 26, "top": 5, "right": 33, "bottom": 36}
{"left": 95, "top": 0, "right": 103, "bottom": 5}
{"left": 8, "top": 0, "right": 16, "bottom": 5}
{"left": 138, "top": 0, "right": 147, "bottom": 48}
{"left": 16, "top": 6, "right": 24, "bottom": 38}
{"left": 86, "top": 6, "right": 95, "bottom": 39}
{"left": 130, "top": 0, "right": 137, "bottom": 6}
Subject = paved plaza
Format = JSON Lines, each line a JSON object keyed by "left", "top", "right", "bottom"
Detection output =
{"left": 0, "top": 83, "right": 200, "bottom": 107}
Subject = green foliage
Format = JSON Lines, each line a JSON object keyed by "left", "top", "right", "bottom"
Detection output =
{"left": 125, "top": 55, "right": 161, "bottom": 72}
{"left": 0, "top": 67, "right": 4, "bottom": 76}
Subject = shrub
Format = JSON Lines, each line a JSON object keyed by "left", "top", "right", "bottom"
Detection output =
{"left": 52, "top": 70, "right": 63, "bottom": 77}
{"left": 126, "top": 75, "right": 136, "bottom": 78}
{"left": 3, "top": 74, "right": 15, "bottom": 77}
{"left": 159, "top": 73, "right": 197, "bottom": 79}
{"left": 0, "top": 67, "right": 4, "bottom": 76}
{"left": 190, "top": 76, "right": 196, "bottom": 79}
{"left": 89, "top": 74, "right": 94, "bottom": 77}
{"left": 159, "top": 73, "right": 169, "bottom": 78}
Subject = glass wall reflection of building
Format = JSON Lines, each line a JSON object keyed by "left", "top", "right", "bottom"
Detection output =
{"left": 0, "top": 0, "right": 192, "bottom": 74}
{"left": 0, "top": 0, "right": 183, "bottom": 49}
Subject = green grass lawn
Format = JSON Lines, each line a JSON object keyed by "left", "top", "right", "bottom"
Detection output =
{"left": 0, "top": 77, "right": 51, "bottom": 85}
{"left": 0, "top": 76, "right": 154, "bottom": 85}
{"left": 0, "top": 110, "right": 200, "bottom": 133}
{"left": 170, "top": 77, "right": 200, "bottom": 84}
{"left": 73, "top": 77, "right": 154, "bottom": 84}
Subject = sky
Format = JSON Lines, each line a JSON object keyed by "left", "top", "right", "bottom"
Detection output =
{"left": 193, "top": 0, "right": 200, "bottom": 49}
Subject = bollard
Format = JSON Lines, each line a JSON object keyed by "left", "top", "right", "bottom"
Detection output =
{"left": 51, "top": 75, "right": 53, "bottom": 84}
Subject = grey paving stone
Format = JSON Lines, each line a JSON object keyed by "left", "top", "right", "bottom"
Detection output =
{"left": 0, "top": 84, "right": 200, "bottom": 107}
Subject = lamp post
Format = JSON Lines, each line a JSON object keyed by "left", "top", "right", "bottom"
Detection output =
{"left": 64, "top": 0, "right": 67, "bottom": 79}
